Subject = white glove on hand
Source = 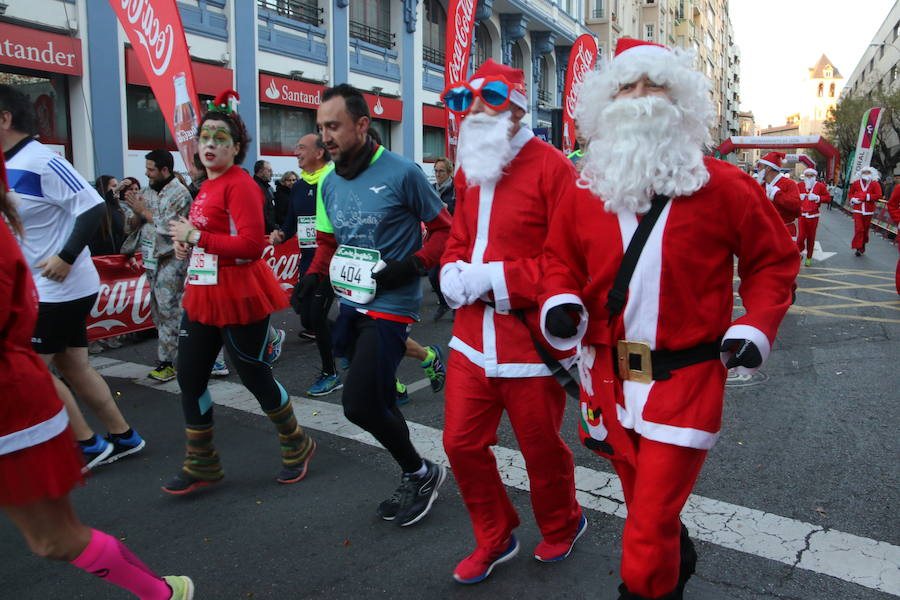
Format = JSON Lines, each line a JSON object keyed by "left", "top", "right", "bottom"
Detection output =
{"left": 457, "top": 260, "right": 494, "bottom": 305}
{"left": 766, "top": 185, "right": 777, "bottom": 200}
{"left": 808, "top": 193, "right": 819, "bottom": 202}
{"left": 440, "top": 263, "right": 467, "bottom": 309}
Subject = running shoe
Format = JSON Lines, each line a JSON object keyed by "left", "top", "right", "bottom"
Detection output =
{"left": 395, "top": 459, "right": 447, "bottom": 527}
{"left": 298, "top": 329, "right": 317, "bottom": 341}
{"left": 210, "top": 360, "right": 230, "bottom": 377}
{"left": 804, "top": 258, "right": 813, "bottom": 267}
{"left": 148, "top": 362, "right": 176, "bottom": 382}
{"left": 162, "top": 471, "right": 223, "bottom": 495}
{"left": 275, "top": 440, "right": 317, "bottom": 484}
{"left": 421, "top": 345, "right": 446, "bottom": 393}
{"left": 533, "top": 513, "right": 587, "bottom": 562}
{"left": 306, "top": 373, "right": 343, "bottom": 397}
{"left": 104, "top": 336, "right": 124, "bottom": 349}
{"left": 396, "top": 380, "right": 409, "bottom": 405}
{"left": 100, "top": 429, "right": 146, "bottom": 465}
{"left": 79, "top": 435, "right": 113, "bottom": 473}
{"left": 338, "top": 356, "right": 351, "bottom": 371}
{"left": 376, "top": 484, "right": 404, "bottom": 521}
{"left": 453, "top": 535, "right": 520, "bottom": 584}
{"left": 163, "top": 575, "right": 195, "bottom": 600}
{"left": 265, "top": 328, "right": 286, "bottom": 364}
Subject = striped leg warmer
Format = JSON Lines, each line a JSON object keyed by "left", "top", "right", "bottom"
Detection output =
{"left": 265, "top": 403, "right": 314, "bottom": 467}
{"left": 182, "top": 426, "right": 224, "bottom": 481}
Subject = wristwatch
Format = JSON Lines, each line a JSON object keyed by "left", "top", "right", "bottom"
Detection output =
{"left": 188, "top": 229, "right": 201, "bottom": 245}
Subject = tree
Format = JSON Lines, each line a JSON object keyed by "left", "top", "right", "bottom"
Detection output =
{"left": 824, "top": 88, "right": 900, "bottom": 179}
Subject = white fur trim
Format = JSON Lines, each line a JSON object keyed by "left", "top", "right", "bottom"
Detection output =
{"left": 0, "top": 407, "right": 69, "bottom": 456}
{"left": 488, "top": 262, "right": 510, "bottom": 312}
{"left": 617, "top": 44, "right": 670, "bottom": 60}
{"left": 540, "top": 293, "right": 588, "bottom": 351}
{"left": 803, "top": 168, "right": 817, "bottom": 176}
{"left": 758, "top": 159, "right": 780, "bottom": 171}
{"left": 720, "top": 323, "right": 771, "bottom": 375}
{"left": 448, "top": 336, "right": 577, "bottom": 378}
{"left": 510, "top": 90, "right": 528, "bottom": 110}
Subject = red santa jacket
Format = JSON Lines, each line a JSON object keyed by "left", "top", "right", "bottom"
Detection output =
{"left": 848, "top": 179, "right": 882, "bottom": 215}
{"left": 889, "top": 185, "right": 900, "bottom": 223}
{"left": 799, "top": 180, "right": 831, "bottom": 217}
{"left": 441, "top": 127, "right": 578, "bottom": 377}
{"left": 763, "top": 174, "right": 801, "bottom": 228}
{"left": 539, "top": 158, "right": 799, "bottom": 448}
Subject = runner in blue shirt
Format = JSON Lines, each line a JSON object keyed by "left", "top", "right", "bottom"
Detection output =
{"left": 301, "top": 84, "right": 451, "bottom": 527}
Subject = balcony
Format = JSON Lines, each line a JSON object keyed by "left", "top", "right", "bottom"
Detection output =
{"left": 538, "top": 88, "right": 553, "bottom": 104}
{"left": 592, "top": 8, "right": 605, "bottom": 18}
{"left": 423, "top": 46, "right": 445, "bottom": 66}
{"left": 257, "top": 0, "right": 322, "bottom": 27}
{"left": 349, "top": 20, "right": 395, "bottom": 50}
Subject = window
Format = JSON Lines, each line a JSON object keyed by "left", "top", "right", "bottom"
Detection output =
{"left": 829, "top": 82, "right": 835, "bottom": 97}
{"left": 511, "top": 41, "right": 523, "bottom": 70}
{"left": 1, "top": 70, "right": 70, "bottom": 153}
{"left": 707, "top": 5, "right": 714, "bottom": 24}
{"left": 369, "top": 119, "right": 392, "bottom": 150}
{"left": 705, "top": 31, "right": 713, "bottom": 51}
{"left": 817, "top": 82, "right": 824, "bottom": 97}
{"left": 423, "top": 126, "right": 445, "bottom": 162}
{"left": 677, "top": 0, "right": 685, "bottom": 19}
{"left": 422, "top": 0, "right": 446, "bottom": 65}
{"left": 349, "top": 0, "right": 393, "bottom": 49}
{"left": 473, "top": 23, "right": 492, "bottom": 70}
{"left": 645, "top": 24, "right": 655, "bottom": 42}
{"left": 592, "top": 0, "right": 604, "bottom": 19}
{"left": 537, "top": 56, "right": 551, "bottom": 104}
{"left": 260, "top": 104, "right": 315, "bottom": 155}
{"left": 257, "top": 1, "right": 322, "bottom": 26}
{"left": 824, "top": 66, "right": 833, "bottom": 78}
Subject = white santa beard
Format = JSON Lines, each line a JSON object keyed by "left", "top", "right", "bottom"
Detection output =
{"left": 578, "top": 96, "right": 709, "bottom": 214}
{"left": 457, "top": 111, "right": 515, "bottom": 187}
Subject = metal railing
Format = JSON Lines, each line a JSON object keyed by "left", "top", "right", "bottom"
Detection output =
{"left": 423, "top": 46, "right": 445, "bottom": 65}
{"left": 592, "top": 8, "right": 605, "bottom": 18}
{"left": 537, "top": 89, "right": 553, "bottom": 104}
{"left": 257, "top": 0, "right": 322, "bottom": 26}
{"left": 349, "top": 20, "right": 395, "bottom": 49}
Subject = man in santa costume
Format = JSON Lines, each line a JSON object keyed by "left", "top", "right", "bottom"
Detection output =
{"left": 848, "top": 165, "right": 882, "bottom": 256}
{"left": 756, "top": 152, "right": 801, "bottom": 242}
{"left": 538, "top": 38, "right": 799, "bottom": 599}
{"left": 438, "top": 58, "right": 584, "bottom": 584}
{"left": 887, "top": 182, "right": 900, "bottom": 294}
{"left": 797, "top": 167, "right": 831, "bottom": 267}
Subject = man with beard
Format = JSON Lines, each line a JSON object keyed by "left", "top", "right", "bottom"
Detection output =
{"left": 439, "top": 59, "right": 584, "bottom": 584}
{"left": 797, "top": 167, "right": 831, "bottom": 267}
{"left": 304, "top": 84, "right": 452, "bottom": 527}
{"left": 537, "top": 39, "right": 799, "bottom": 599}
{"left": 756, "top": 152, "right": 801, "bottom": 242}
{"left": 848, "top": 165, "right": 882, "bottom": 256}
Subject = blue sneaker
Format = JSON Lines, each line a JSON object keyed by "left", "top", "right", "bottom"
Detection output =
{"left": 338, "top": 357, "right": 351, "bottom": 371}
{"left": 101, "top": 429, "right": 146, "bottom": 465}
{"left": 265, "top": 328, "right": 286, "bottom": 364}
{"left": 79, "top": 435, "right": 113, "bottom": 473}
{"left": 306, "top": 373, "right": 343, "bottom": 397}
{"left": 211, "top": 360, "right": 229, "bottom": 376}
{"left": 421, "top": 345, "right": 446, "bottom": 393}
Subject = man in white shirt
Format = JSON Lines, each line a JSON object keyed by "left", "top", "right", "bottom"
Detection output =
{"left": 0, "top": 85, "right": 145, "bottom": 471}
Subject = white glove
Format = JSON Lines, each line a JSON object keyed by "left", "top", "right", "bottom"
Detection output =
{"left": 766, "top": 185, "right": 777, "bottom": 200}
{"left": 800, "top": 193, "right": 808, "bottom": 200}
{"left": 808, "top": 193, "right": 819, "bottom": 202}
{"left": 440, "top": 263, "right": 467, "bottom": 309}
{"left": 850, "top": 198, "right": 861, "bottom": 205}
{"left": 457, "top": 260, "right": 494, "bottom": 304}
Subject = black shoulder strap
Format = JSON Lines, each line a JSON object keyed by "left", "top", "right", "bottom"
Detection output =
{"left": 605, "top": 194, "right": 670, "bottom": 324}
{"left": 511, "top": 309, "right": 581, "bottom": 400}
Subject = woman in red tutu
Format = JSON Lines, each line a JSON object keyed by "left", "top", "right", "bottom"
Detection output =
{"left": 163, "top": 91, "right": 315, "bottom": 494}
{"left": 0, "top": 156, "right": 193, "bottom": 599}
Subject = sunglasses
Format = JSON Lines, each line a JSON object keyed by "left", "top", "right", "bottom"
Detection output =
{"left": 441, "top": 76, "right": 514, "bottom": 115}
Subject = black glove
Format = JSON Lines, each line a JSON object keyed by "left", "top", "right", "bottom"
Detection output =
{"left": 720, "top": 338, "right": 762, "bottom": 369}
{"left": 297, "top": 272, "right": 322, "bottom": 302}
{"left": 372, "top": 255, "right": 425, "bottom": 291}
{"left": 545, "top": 303, "right": 582, "bottom": 338}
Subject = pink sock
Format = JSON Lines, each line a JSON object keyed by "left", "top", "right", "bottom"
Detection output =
{"left": 71, "top": 529, "right": 171, "bottom": 600}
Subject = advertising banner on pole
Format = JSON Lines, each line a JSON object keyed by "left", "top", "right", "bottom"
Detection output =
{"left": 849, "top": 107, "right": 883, "bottom": 182}
{"left": 109, "top": 0, "right": 200, "bottom": 171}
{"left": 561, "top": 34, "right": 598, "bottom": 156}
{"left": 443, "top": 0, "right": 477, "bottom": 162}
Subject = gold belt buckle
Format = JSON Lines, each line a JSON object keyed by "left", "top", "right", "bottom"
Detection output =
{"left": 617, "top": 340, "right": 653, "bottom": 384}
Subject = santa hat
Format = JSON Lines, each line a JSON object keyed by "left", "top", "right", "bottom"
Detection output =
{"left": 206, "top": 89, "right": 240, "bottom": 114}
{"left": 471, "top": 59, "right": 528, "bottom": 110}
{"left": 803, "top": 168, "right": 817, "bottom": 177}
{"left": 573, "top": 38, "right": 713, "bottom": 147}
{"left": 758, "top": 152, "right": 785, "bottom": 171}
{"left": 859, "top": 165, "right": 880, "bottom": 180}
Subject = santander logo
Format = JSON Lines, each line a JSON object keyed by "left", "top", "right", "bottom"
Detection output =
{"left": 565, "top": 44, "right": 595, "bottom": 119}
{"left": 265, "top": 79, "right": 281, "bottom": 100}
{"left": 448, "top": 0, "right": 475, "bottom": 82}
{"left": 121, "top": 0, "right": 175, "bottom": 76}
{"left": 374, "top": 97, "right": 384, "bottom": 115}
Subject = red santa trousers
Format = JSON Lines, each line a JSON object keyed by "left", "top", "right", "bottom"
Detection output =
{"left": 852, "top": 213, "right": 873, "bottom": 250}
{"left": 443, "top": 350, "right": 582, "bottom": 551}
{"left": 797, "top": 217, "right": 819, "bottom": 260}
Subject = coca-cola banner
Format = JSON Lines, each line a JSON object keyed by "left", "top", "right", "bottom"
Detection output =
{"left": 444, "top": 0, "right": 477, "bottom": 162}
{"left": 562, "top": 34, "right": 598, "bottom": 156}
{"left": 87, "top": 241, "right": 301, "bottom": 341}
{"left": 109, "top": 0, "right": 201, "bottom": 171}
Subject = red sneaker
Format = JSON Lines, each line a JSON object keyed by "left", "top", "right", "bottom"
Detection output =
{"left": 452, "top": 535, "right": 519, "bottom": 584}
{"left": 533, "top": 513, "right": 588, "bottom": 562}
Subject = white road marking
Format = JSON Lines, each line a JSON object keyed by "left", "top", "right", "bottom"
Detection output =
{"left": 93, "top": 357, "right": 900, "bottom": 596}
{"left": 813, "top": 241, "right": 837, "bottom": 261}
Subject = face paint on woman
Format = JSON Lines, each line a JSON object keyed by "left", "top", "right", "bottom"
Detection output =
{"left": 198, "top": 120, "right": 239, "bottom": 178}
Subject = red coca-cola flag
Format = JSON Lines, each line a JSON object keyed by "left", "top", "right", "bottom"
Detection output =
{"left": 444, "top": 0, "right": 477, "bottom": 162}
{"left": 109, "top": 0, "right": 200, "bottom": 170}
{"left": 87, "top": 255, "right": 155, "bottom": 341}
{"left": 562, "top": 34, "right": 598, "bottom": 156}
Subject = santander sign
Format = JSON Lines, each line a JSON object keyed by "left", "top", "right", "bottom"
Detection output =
{"left": 120, "top": 0, "right": 175, "bottom": 76}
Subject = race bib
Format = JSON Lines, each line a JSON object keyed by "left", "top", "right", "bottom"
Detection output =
{"left": 329, "top": 245, "right": 380, "bottom": 304}
{"left": 140, "top": 236, "right": 157, "bottom": 271}
{"left": 297, "top": 215, "right": 317, "bottom": 248}
{"left": 187, "top": 247, "right": 218, "bottom": 286}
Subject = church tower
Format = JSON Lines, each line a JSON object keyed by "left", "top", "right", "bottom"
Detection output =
{"left": 805, "top": 54, "right": 844, "bottom": 136}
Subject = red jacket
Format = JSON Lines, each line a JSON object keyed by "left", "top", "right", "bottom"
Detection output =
{"left": 889, "top": 185, "right": 900, "bottom": 223}
{"left": 442, "top": 127, "right": 578, "bottom": 377}
{"left": 848, "top": 179, "right": 882, "bottom": 215}
{"left": 799, "top": 180, "right": 831, "bottom": 217}
{"left": 763, "top": 174, "right": 801, "bottom": 226}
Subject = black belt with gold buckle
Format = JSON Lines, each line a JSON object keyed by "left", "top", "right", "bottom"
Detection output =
{"left": 614, "top": 339, "right": 722, "bottom": 383}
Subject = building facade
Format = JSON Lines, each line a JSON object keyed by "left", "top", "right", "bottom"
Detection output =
{"left": 0, "top": 0, "right": 590, "bottom": 184}
{"left": 582, "top": 0, "right": 741, "bottom": 146}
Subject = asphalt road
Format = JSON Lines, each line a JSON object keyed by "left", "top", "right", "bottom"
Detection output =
{"left": 2, "top": 207, "right": 898, "bottom": 600}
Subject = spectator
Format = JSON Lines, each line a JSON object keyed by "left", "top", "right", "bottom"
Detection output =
{"left": 431, "top": 157, "right": 454, "bottom": 321}
{"left": 274, "top": 170, "right": 298, "bottom": 225}
{"left": 88, "top": 175, "right": 126, "bottom": 256}
{"left": 253, "top": 159, "right": 277, "bottom": 233}
{"left": 188, "top": 153, "right": 206, "bottom": 199}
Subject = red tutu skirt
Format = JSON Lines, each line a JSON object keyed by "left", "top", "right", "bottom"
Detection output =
{"left": 182, "top": 259, "right": 289, "bottom": 327}
{"left": 0, "top": 426, "right": 84, "bottom": 506}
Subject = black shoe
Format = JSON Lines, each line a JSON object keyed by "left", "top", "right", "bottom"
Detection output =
{"left": 855, "top": 250, "right": 862, "bottom": 257}
{"left": 376, "top": 484, "right": 404, "bottom": 521}
{"left": 394, "top": 459, "right": 447, "bottom": 527}
{"left": 161, "top": 471, "right": 223, "bottom": 496}
{"left": 679, "top": 522, "right": 697, "bottom": 587}
{"left": 434, "top": 303, "right": 451, "bottom": 322}
{"left": 297, "top": 330, "right": 317, "bottom": 342}
{"left": 618, "top": 583, "right": 682, "bottom": 600}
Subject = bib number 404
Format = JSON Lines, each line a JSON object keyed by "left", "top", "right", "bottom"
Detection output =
{"left": 340, "top": 263, "right": 364, "bottom": 284}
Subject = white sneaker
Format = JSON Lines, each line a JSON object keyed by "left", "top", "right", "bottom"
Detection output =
{"left": 211, "top": 360, "right": 229, "bottom": 376}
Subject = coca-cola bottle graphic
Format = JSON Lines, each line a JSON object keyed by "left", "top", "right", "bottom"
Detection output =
{"left": 173, "top": 73, "right": 198, "bottom": 172}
